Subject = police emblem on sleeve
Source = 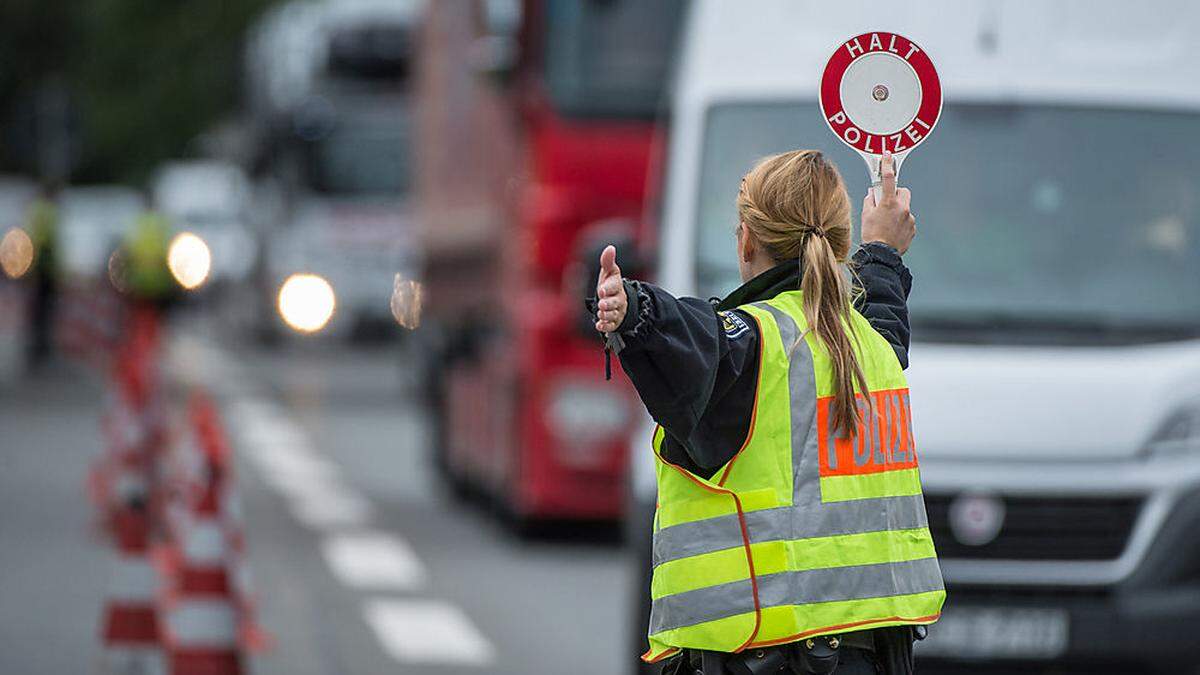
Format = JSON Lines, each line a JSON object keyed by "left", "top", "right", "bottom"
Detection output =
{"left": 720, "top": 311, "right": 751, "bottom": 339}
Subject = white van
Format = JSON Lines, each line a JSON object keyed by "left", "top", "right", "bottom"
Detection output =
{"left": 631, "top": 1, "right": 1200, "bottom": 671}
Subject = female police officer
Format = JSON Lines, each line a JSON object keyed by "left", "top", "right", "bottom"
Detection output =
{"left": 596, "top": 151, "right": 943, "bottom": 674}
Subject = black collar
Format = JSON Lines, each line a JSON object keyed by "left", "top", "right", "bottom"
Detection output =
{"left": 714, "top": 260, "right": 800, "bottom": 311}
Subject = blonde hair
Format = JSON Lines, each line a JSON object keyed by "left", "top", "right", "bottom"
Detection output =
{"left": 736, "top": 150, "right": 868, "bottom": 438}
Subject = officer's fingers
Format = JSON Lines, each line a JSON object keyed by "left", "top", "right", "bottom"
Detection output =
{"left": 597, "top": 275, "right": 614, "bottom": 298}
{"left": 599, "top": 245, "right": 619, "bottom": 277}
{"left": 601, "top": 291, "right": 629, "bottom": 310}
{"left": 862, "top": 190, "right": 876, "bottom": 212}
{"left": 600, "top": 276, "right": 623, "bottom": 299}
{"left": 895, "top": 187, "right": 912, "bottom": 210}
{"left": 880, "top": 152, "right": 897, "bottom": 202}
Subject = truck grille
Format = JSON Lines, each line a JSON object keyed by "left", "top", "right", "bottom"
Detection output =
{"left": 925, "top": 495, "right": 1141, "bottom": 561}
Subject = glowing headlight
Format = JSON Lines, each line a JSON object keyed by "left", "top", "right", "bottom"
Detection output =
{"left": 278, "top": 273, "right": 336, "bottom": 333}
{"left": 167, "top": 232, "right": 211, "bottom": 290}
{"left": 0, "top": 227, "right": 33, "bottom": 279}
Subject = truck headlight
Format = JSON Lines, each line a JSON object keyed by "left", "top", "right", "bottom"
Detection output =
{"left": 167, "top": 232, "right": 211, "bottom": 290}
{"left": 546, "top": 380, "right": 631, "bottom": 465}
{"left": 1144, "top": 406, "right": 1200, "bottom": 458}
{"left": 278, "top": 273, "right": 336, "bottom": 334}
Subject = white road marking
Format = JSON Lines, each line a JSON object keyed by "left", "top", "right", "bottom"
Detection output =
{"left": 185, "top": 341, "right": 499, "bottom": 671}
{"left": 288, "top": 489, "right": 372, "bottom": 529}
{"left": 247, "top": 444, "right": 336, "bottom": 483}
{"left": 364, "top": 599, "right": 495, "bottom": 666}
{"left": 320, "top": 533, "right": 426, "bottom": 590}
{"left": 235, "top": 413, "right": 308, "bottom": 450}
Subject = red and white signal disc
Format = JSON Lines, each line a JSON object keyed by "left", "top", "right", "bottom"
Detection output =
{"left": 820, "top": 32, "right": 942, "bottom": 157}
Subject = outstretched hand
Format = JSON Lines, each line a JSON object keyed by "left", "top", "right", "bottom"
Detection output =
{"left": 861, "top": 151, "right": 917, "bottom": 254}
{"left": 595, "top": 245, "right": 628, "bottom": 333}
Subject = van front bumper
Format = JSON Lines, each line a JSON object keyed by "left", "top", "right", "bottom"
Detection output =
{"left": 917, "top": 585, "right": 1200, "bottom": 674}
{"left": 915, "top": 476, "right": 1200, "bottom": 674}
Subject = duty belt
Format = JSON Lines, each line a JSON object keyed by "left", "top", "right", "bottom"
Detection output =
{"left": 673, "top": 629, "right": 877, "bottom": 675}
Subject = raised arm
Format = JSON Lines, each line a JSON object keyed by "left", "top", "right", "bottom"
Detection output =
{"left": 856, "top": 151, "right": 917, "bottom": 367}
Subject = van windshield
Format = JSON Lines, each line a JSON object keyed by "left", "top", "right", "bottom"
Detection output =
{"left": 695, "top": 102, "right": 1200, "bottom": 343}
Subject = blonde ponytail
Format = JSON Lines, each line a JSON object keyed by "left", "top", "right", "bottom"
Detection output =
{"left": 737, "top": 150, "right": 869, "bottom": 438}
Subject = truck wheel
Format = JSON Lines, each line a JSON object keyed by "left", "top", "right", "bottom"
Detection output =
{"left": 498, "top": 438, "right": 545, "bottom": 539}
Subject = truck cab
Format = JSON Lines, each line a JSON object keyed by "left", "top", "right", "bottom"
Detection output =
{"left": 636, "top": 1, "right": 1200, "bottom": 672}
{"left": 246, "top": 0, "right": 421, "bottom": 337}
{"left": 414, "top": 0, "right": 684, "bottom": 525}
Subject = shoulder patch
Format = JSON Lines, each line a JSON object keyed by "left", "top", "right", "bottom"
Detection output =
{"left": 720, "top": 311, "right": 752, "bottom": 339}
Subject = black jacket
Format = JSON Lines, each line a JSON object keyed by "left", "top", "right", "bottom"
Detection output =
{"left": 613, "top": 242, "right": 912, "bottom": 478}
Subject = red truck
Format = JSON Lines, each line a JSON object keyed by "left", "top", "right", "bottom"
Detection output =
{"left": 414, "top": 0, "right": 683, "bottom": 528}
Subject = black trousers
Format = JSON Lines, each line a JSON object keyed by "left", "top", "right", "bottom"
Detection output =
{"left": 660, "top": 626, "right": 915, "bottom": 675}
{"left": 660, "top": 647, "right": 880, "bottom": 675}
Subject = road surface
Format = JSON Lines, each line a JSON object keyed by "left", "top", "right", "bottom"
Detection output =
{"left": 0, "top": 333, "right": 636, "bottom": 675}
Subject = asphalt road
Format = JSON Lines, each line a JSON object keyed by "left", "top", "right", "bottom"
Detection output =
{"left": 0, "top": 334, "right": 635, "bottom": 675}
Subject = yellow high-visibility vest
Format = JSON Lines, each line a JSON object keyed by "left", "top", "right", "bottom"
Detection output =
{"left": 124, "top": 212, "right": 175, "bottom": 300}
{"left": 643, "top": 290, "right": 944, "bottom": 662}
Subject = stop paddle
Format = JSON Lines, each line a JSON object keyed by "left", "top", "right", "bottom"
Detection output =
{"left": 819, "top": 31, "right": 942, "bottom": 205}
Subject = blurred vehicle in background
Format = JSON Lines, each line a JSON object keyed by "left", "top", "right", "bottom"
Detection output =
{"left": 632, "top": 1, "right": 1200, "bottom": 673}
{"left": 58, "top": 186, "right": 145, "bottom": 281}
{"left": 414, "top": 0, "right": 684, "bottom": 529}
{"left": 245, "top": 0, "right": 420, "bottom": 339}
{"left": 152, "top": 160, "right": 255, "bottom": 288}
{"left": 0, "top": 176, "right": 37, "bottom": 383}
{"left": 0, "top": 177, "right": 36, "bottom": 231}
{"left": 53, "top": 186, "right": 146, "bottom": 365}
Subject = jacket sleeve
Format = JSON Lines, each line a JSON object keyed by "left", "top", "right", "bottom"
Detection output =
{"left": 613, "top": 281, "right": 760, "bottom": 475}
{"left": 852, "top": 243, "right": 914, "bottom": 369}
{"left": 607, "top": 245, "right": 913, "bottom": 476}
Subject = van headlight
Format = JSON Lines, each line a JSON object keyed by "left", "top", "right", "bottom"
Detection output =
{"left": 546, "top": 380, "right": 631, "bottom": 466}
{"left": 1144, "top": 407, "right": 1200, "bottom": 458}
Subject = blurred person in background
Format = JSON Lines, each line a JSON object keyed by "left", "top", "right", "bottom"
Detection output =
{"left": 595, "top": 152, "right": 941, "bottom": 674}
{"left": 119, "top": 209, "right": 179, "bottom": 311}
{"left": 25, "top": 187, "right": 59, "bottom": 370}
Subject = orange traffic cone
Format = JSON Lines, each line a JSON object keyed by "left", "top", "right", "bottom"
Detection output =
{"left": 159, "top": 482, "right": 245, "bottom": 675}
{"left": 161, "top": 596, "right": 243, "bottom": 675}
{"left": 100, "top": 502, "right": 164, "bottom": 674}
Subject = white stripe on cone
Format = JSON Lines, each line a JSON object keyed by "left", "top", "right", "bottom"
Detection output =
{"left": 182, "top": 518, "right": 227, "bottom": 566}
{"left": 165, "top": 599, "right": 239, "bottom": 647}
{"left": 110, "top": 553, "right": 159, "bottom": 603}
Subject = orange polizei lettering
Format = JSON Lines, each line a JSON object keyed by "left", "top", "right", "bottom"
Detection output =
{"left": 817, "top": 389, "right": 918, "bottom": 477}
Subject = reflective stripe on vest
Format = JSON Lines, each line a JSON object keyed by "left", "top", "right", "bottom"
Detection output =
{"left": 644, "top": 292, "right": 944, "bottom": 662}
